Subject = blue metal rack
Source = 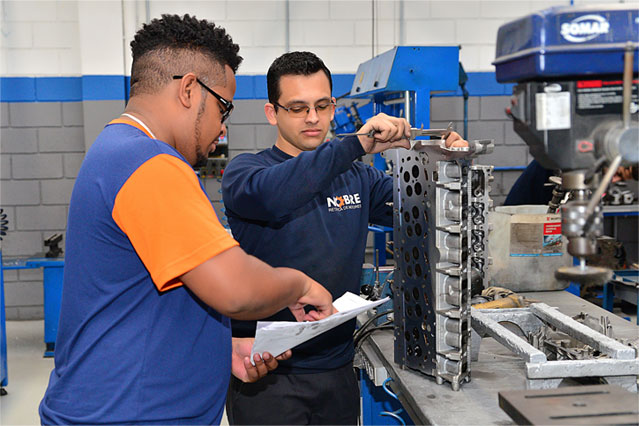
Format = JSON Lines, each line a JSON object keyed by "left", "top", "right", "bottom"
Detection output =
{"left": 1, "top": 256, "right": 64, "bottom": 358}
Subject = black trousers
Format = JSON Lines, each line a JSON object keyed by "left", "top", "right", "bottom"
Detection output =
{"left": 226, "top": 362, "right": 359, "bottom": 425}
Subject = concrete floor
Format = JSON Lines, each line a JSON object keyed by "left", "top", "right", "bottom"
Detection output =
{"left": 0, "top": 320, "right": 230, "bottom": 425}
{"left": 1, "top": 320, "right": 54, "bottom": 425}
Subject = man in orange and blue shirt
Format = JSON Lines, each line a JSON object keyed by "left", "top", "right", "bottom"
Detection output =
{"left": 39, "top": 15, "right": 334, "bottom": 425}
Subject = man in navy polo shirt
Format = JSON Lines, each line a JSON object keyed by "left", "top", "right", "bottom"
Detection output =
{"left": 222, "top": 51, "right": 466, "bottom": 425}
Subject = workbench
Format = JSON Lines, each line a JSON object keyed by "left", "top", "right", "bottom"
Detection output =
{"left": 358, "top": 291, "right": 639, "bottom": 425}
{"left": 1, "top": 256, "right": 64, "bottom": 358}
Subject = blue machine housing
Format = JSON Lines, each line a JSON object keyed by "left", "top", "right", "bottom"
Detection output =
{"left": 494, "top": 4, "right": 639, "bottom": 83}
{"left": 349, "top": 46, "right": 459, "bottom": 128}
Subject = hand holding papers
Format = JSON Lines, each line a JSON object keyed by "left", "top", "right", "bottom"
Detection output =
{"left": 250, "top": 292, "right": 390, "bottom": 363}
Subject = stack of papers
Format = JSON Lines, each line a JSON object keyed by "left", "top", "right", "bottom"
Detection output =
{"left": 251, "top": 292, "right": 390, "bottom": 362}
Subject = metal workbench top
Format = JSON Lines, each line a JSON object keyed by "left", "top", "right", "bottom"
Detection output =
{"left": 360, "top": 291, "right": 639, "bottom": 425}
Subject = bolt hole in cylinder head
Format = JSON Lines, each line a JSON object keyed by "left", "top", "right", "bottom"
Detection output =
{"left": 414, "top": 344, "right": 423, "bottom": 357}
{"left": 412, "top": 287, "right": 420, "bottom": 300}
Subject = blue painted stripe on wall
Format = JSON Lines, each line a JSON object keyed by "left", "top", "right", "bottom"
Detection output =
{"left": 82, "top": 75, "right": 127, "bottom": 101}
{"left": 235, "top": 75, "right": 256, "bottom": 99}
{"left": 0, "top": 72, "right": 513, "bottom": 102}
{"left": 1, "top": 77, "right": 37, "bottom": 102}
{"left": 253, "top": 75, "right": 268, "bottom": 99}
{"left": 36, "top": 77, "right": 82, "bottom": 101}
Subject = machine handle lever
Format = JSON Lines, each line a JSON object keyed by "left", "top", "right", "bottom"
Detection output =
{"left": 622, "top": 42, "right": 634, "bottom": 129}
{"left": 583, "top": 154, "right": 623, "bottom": 234}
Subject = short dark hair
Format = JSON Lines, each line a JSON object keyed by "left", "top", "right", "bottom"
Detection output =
{"left": 267, "top": 51, "right": 332, "bottom": 106}
{"left": 129, "top": 14, "right": 242, "bottom": 96}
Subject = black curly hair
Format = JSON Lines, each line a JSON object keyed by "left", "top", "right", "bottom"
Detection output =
{"left": 267, "top": 51, "right": 332, "bottom": 106}
{"left": 129, "top": 14, "right": 242, "bottom": 96}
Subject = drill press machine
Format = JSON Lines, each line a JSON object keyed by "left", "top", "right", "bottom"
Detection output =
{"left": 494, "top": 4, "right": 639, "bottom": 286}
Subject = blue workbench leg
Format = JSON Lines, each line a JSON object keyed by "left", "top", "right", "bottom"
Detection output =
{"left": 0, "top": 250, "right": 8, "bottom": 392}
{"left": 374, "top": 233, "right": 387, "bottom": 266}
{"left": 359, "top": 370, "right": 412, "bottom": 425}
{"left": 603, "top": 282, "right": 614, "bottom": 313}
{"left": 43, "top": 265, "right": 64, "bottom": 358}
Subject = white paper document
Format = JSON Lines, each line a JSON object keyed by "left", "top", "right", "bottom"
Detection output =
{"left": 250, "top": 292, "right": 390, "bottom": 362}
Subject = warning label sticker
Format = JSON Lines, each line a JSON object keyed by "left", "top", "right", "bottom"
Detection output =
{"left": 576, "top": 79, "right": 638, "bottom": 115}
{"left": 510, "top": 221, "right": 563, "bottom": 257}
{"left": 543, "top": 222, "right": 561, "bottom": 235}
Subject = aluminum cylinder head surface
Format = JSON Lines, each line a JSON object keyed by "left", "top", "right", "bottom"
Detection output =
{"left": 391, "top": 147, "right": 493, "bottom": 391}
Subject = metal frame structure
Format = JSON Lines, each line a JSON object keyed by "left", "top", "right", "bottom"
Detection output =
{"left": 471, "top": 304, "right": 639, "bottom": 391}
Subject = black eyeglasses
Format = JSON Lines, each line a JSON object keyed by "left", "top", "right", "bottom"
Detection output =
{"left": 173, "top": 75, "right": 234, "bottom": 123}
{"left": 273, "top": 100, "right": 335, "bottom": 118}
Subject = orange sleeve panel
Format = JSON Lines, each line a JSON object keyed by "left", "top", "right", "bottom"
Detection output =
{"left": 112, "top": 154, "right": 239, "bottom": 291}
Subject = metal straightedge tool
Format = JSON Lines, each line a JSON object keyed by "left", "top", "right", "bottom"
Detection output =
{"left": 336, "top": 124, "right": 453, "bottom": 141}
{"left": 337, "top": 122, "right": 493, "bottom": 159}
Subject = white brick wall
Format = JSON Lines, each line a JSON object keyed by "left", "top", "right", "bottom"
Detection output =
{"left": 2, "top": 22, "right": 33, "bottom": 49}
{"left": 1, "top": 0, "right": 80, "bottom": 76}
{"left": 405, "top": 19, "right": 457, "bottom": 45}
{"left": 290, "top": 0, "right": 331, "bottom": 20}
{"left": 431, "top": 1, "right": 480, "bottom": 19}
{"left": 227, "top": 1, "right": 285, "bottom": 20}
{"left": 403, "top": 1, "right": 432, "bottom": 19}
{"left": 77, "top": 1, "right": 124, "bottom": 75}
{"left": 2, "top": 0, "right": 617, "bottom": 77}
{"left": 148, "top": 0, "right": 228, "bottom": 21}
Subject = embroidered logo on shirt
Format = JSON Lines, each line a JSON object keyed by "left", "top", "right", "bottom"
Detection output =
{"left": 327, "top": 193, "right": 362, "bottom": 212}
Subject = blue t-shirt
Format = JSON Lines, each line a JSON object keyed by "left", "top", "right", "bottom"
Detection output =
{"left": 504, "top": 159, "right": 555, "bottom": 206}
{"left": 40, "top": 121, "right": 238, "bottom": 424}
{"left": 222, "top": 136, "right": 392, "bottom": 373}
